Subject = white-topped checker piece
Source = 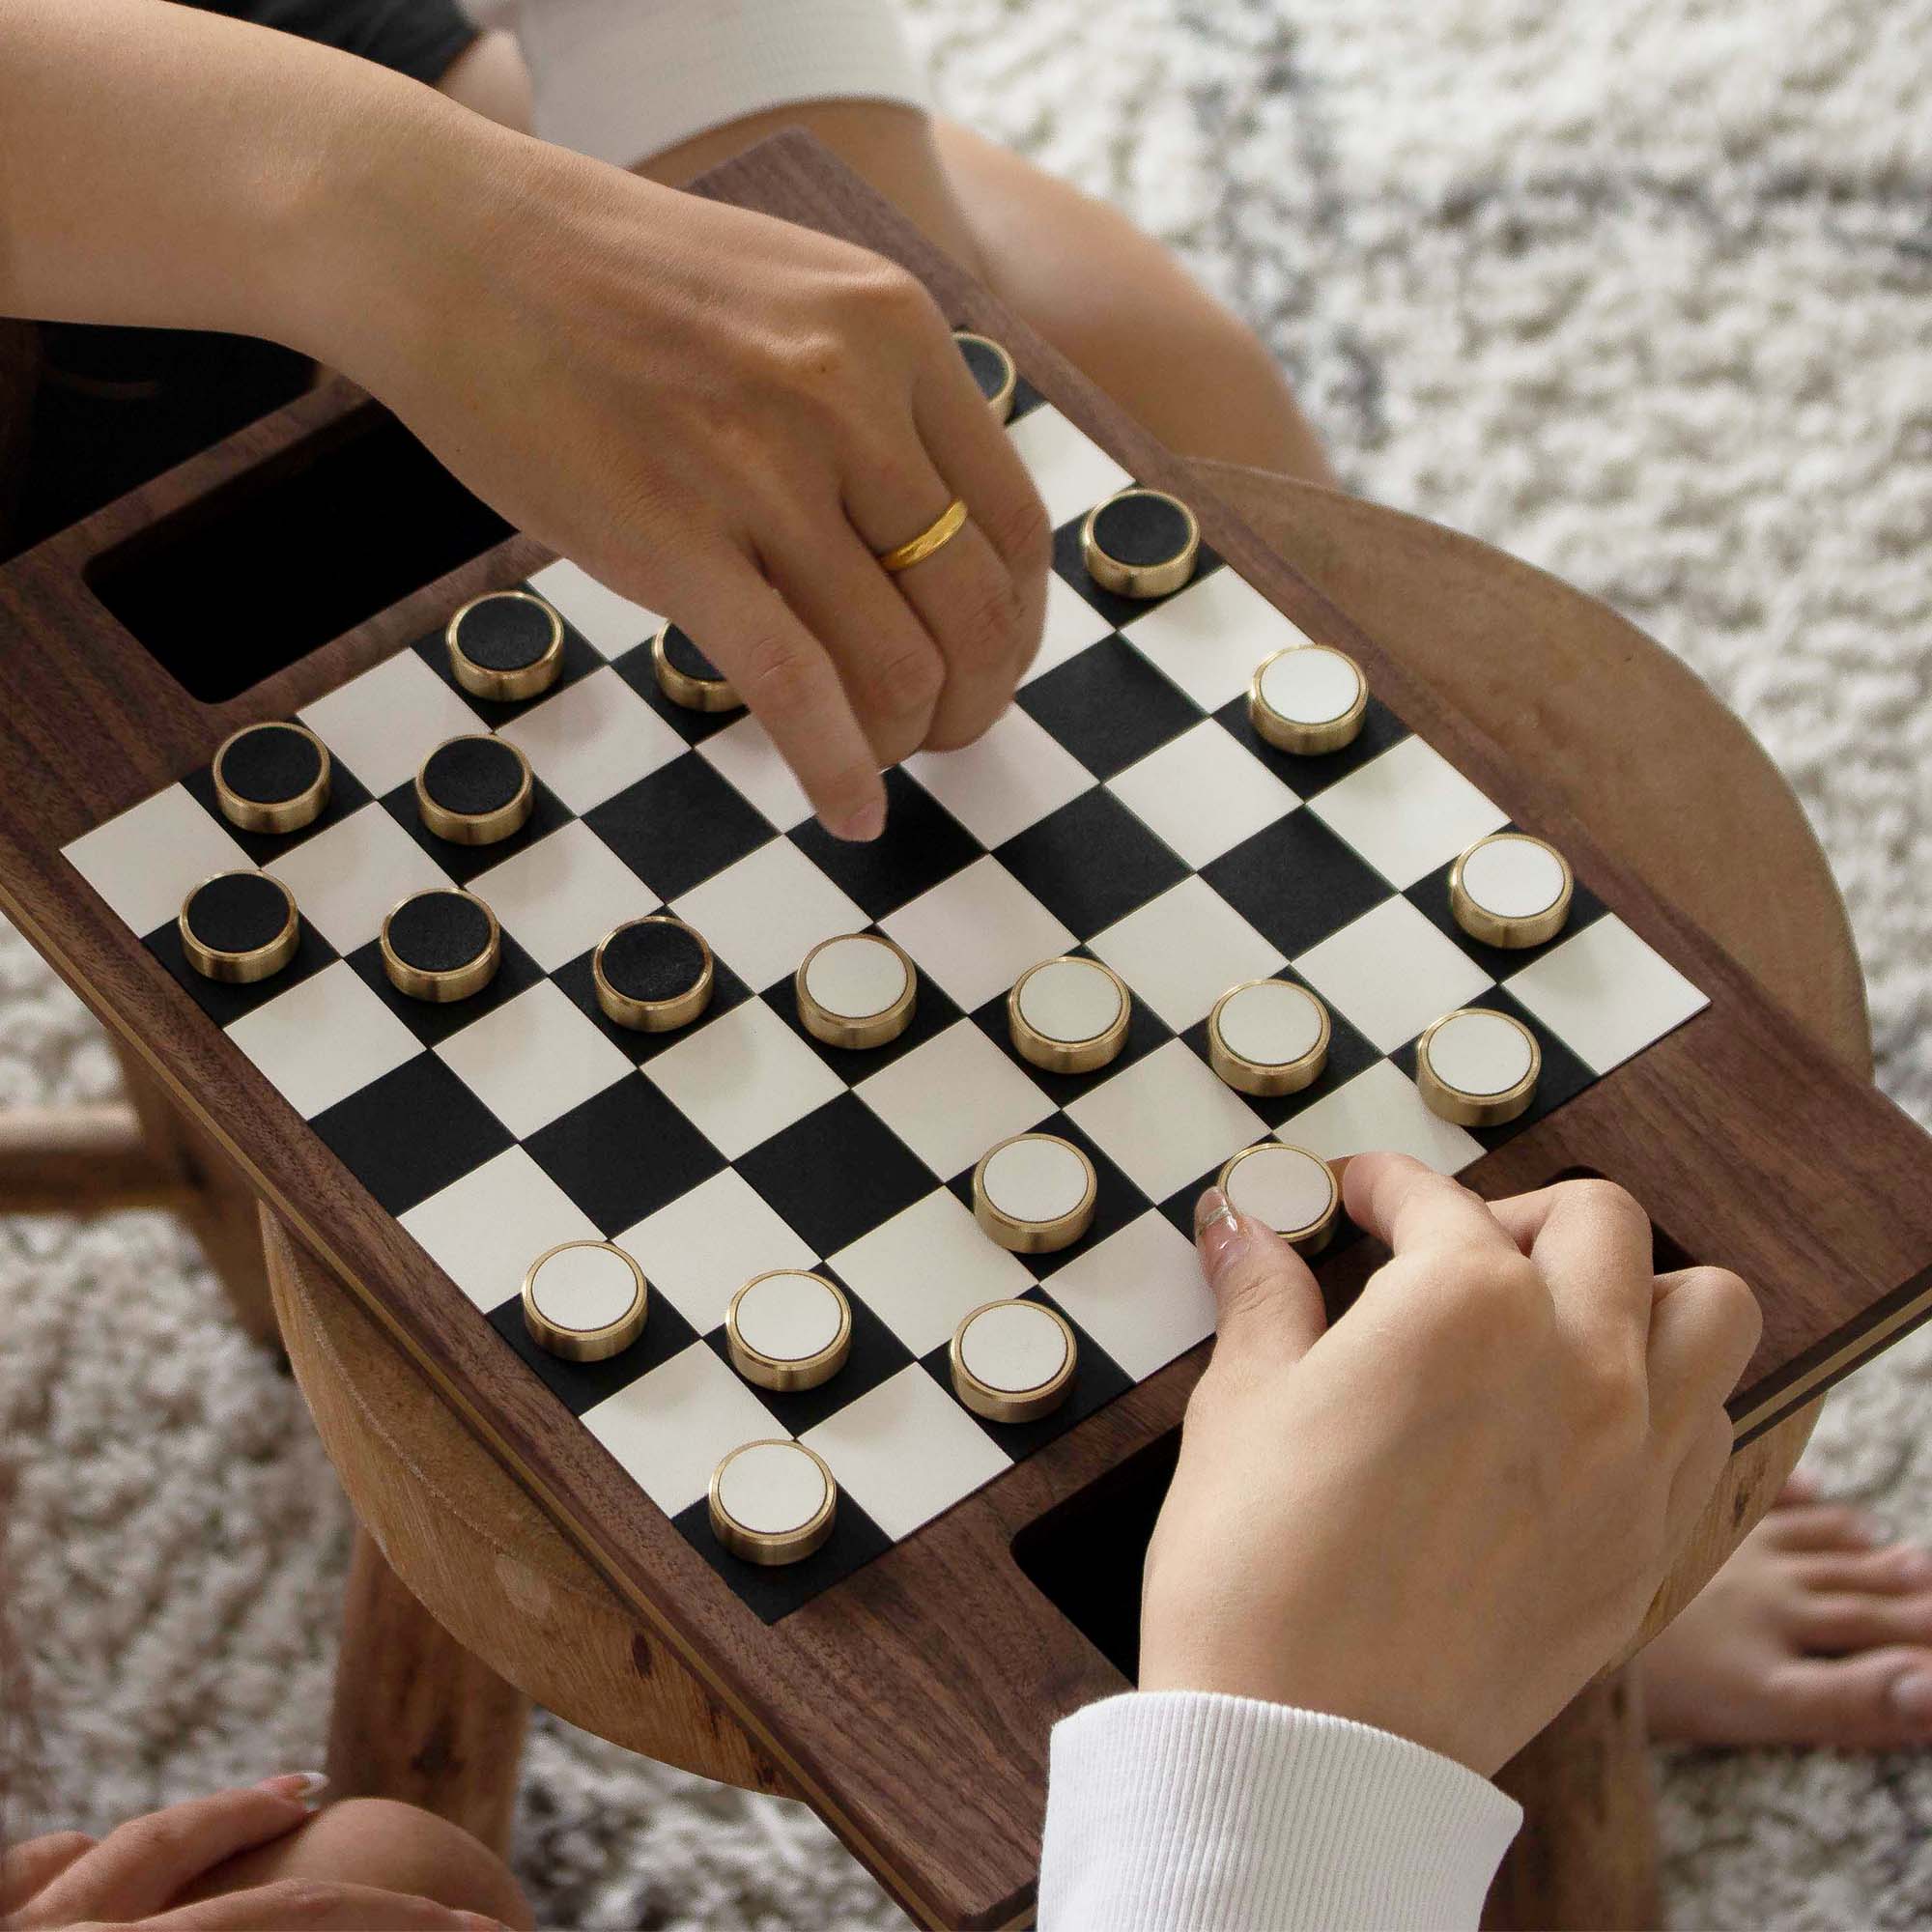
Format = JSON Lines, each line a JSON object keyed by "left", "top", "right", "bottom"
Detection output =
{"left": 795, "top": 931, "right": 917, "bottom": 1049}
{"left": 444, "top": 588, "right": 564, "bottom": 702}
{"left": 950, "top": 1299, "right": 1077, "bottom": 1424}
{"left": 521, "top": 1239, "right": 648, "bottom": 1362}
{"left": 1415, "top": 1007, "right": 1542, "bottom": 1127}
{"left": 1208, "top": 979, "right": 1330, "bottom": 1096}
{"left": 708, "top": 1438, "right": 838, "bottom": 1566}
{"left": 1449, "top": 832, "right": 1574, "bottom": 950}
{"left": 211, "top": 721, "right": 332, "bottom": 835}
{"left": 1218, "top": 1142, "right": 1340, "bottom": 1255}
{"left": 725, "top": 1269, "right": 852, "bottom": 1392}
{"left": 1248, "top": 642, "right": 1368, "bottom": 755}
{"left": 1008, "top": 955, "right": 1130, "bottom": 1074}
{"left": 973, "top": 1131, "right": 1097, "bottom": 1254}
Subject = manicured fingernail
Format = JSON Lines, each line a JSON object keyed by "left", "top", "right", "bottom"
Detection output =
{"left": 1194, "top": 1188, "right": 1246, "bottom": 1276}
{"left": 835, "top": 797, "right": 887, "bottom": 842}
{"left": 257, "top": 1771, "right": 327, "bottom": 1804}
{"left": 1889, "top": 1669, "right": 1932, "bottom": 1721}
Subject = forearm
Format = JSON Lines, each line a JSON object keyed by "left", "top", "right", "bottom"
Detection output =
{"left": 0, "top": 0, "right": 510, "bottom": 362}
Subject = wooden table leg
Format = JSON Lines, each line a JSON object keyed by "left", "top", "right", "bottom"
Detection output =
{"left": 327, "top": 1526, "right": 530, "bottom": 1861}
{"left": 1485, "top": 1667, "right": 1658, "bottom": 1930}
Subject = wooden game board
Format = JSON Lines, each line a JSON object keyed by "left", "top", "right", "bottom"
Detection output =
{"left": 5, "top": 135, "right": 1932, "bottom": 1925}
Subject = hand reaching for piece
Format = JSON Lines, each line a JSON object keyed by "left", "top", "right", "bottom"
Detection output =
{"left": 1140, "top": 1153, "right": 1761, "bottom": 1776}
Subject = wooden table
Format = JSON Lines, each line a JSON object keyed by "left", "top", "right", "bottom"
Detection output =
{"left": 262, "top": 454, "right": 1861, "bottom": 1929}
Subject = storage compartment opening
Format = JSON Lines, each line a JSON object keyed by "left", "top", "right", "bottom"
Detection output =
{"left": 83, "top": 403, "right": 512, "bottom": 704}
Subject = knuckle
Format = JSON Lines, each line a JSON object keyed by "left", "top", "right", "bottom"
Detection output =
{"left": 736, "top": 628, "right": 822, "bottom": 714}
{"left": 952, "top": 570, "right": 1028, "bottom": 668}
{"left": 1567, "top": 1176, "right": 1650, "bottom": 1236}
{"left": 984, "top": 486, "right": 1054, "bottom": 581}
{"left": 111, "top": 1811, "right": 192, "bottom": 1865}
{"left": 854, "top": 259, "right": 939, "bottom": 330}
{"left": 859, "top": 641, "right": 944, "bottom": 724}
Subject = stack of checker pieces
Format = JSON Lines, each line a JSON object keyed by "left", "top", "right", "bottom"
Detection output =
{"left": 64, "top": 333, "right": 1707, "bottom": 1621}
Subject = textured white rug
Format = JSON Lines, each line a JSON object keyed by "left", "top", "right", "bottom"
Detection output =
{"left": 5, "top": 1, "right": 1930, "bottom": 1925}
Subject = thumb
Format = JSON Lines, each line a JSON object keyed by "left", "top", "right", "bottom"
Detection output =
{"left": 1193, "top": 1187, "right": 1328, "bottom": 1371}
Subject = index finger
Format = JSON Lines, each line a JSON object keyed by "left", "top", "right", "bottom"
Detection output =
{"left": 1341, "top": 1151, "right": 1520, "bottom": 1258}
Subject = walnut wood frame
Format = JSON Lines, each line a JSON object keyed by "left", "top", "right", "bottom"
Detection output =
{"left": 3, "top": 135, "right": 1930, "bottom": 1927}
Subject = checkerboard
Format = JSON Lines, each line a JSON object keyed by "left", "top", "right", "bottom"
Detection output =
{"left": 63, "top": 382, "right": 1707, "bottom": 1621}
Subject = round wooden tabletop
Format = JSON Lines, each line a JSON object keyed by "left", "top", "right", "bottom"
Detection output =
{"left": 269, "top": 459, "right": 1861, "bottom": 1791}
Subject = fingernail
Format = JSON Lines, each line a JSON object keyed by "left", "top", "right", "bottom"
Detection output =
{"left": 1194, "top": 1187, "right": 1247, "bottom": 1277}
{"left": 1889, "top": 1669, "right": 1932, "bottom": 1721}
{"left": 834, "top": 797, "right": 887, "bottom": 842}
{"left": 256, "top": 1771, "right": 327, "bottom": 1805}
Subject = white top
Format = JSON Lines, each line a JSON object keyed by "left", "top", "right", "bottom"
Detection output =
{"left": 1038, "top": 1691, "right": 1521, "bottom": 1930}
{"left": 1461, "top": 835, "right": 1567, "bottom": 919}
{"left": 804, "top": 933, "right": 908, "bottom": 1020}
{"left": 1425, "top": 1009, "right": 1537, "bottom": 1097}
{"left": 1257, "top": 646, "right": 1363, "bottom": 726}
{"left": 981, "top": 1136, "right": 1093, "bottom": 1225}
{"left": 1223, "top": 1145, "right": 1335, "bottom": 1236}
{"left": 714, "top": 1440, "right": 828, "bottom": 1536}
{"left": 732, "top": 1271, "right": 844, "bottom": 1363}
{"left": 1216, "top": 980, "right": 1324, "bottom": 1067}
{"left": 1016, "top": 957, "right": 1124, "bottom": 1044}
{"left": 528, "top": 1243, "right": 639, "bottom": 1331}
{"left": 957, "top": 1301, "right": 1069, "bottom": 1395}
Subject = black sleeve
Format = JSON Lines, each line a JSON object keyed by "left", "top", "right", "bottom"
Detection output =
{"left": 184, "top": 0, "right": 482, "bottom": 87}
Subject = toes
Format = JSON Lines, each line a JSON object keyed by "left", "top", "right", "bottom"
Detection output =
{"left": 1795, "top": 1543, "right": 1932, "bottom": 1599}
{"left": 1766, "top": 1648, "right": 1932, "bottom": 1749}
{"left": 1777, "top": 1466, "right": 1823, "bottom": 1505}
{"left": 1790, "top": 1587, "right": 1932, "bottom": 1655}
{"left": 1763, "top": 1501, "right": 1897, "bottom": 1554}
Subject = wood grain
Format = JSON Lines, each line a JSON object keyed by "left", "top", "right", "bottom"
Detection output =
{"left": 0, "top": 133, "right": 1924, "bottom": 1926}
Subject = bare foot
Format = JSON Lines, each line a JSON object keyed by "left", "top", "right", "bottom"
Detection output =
{"left": 1645, "top": 1469, "right": 1932, "bottom": 1747}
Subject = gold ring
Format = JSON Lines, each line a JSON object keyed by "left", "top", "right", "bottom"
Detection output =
{"left": 877, "top": 497, "right": 968, "bottom": 574}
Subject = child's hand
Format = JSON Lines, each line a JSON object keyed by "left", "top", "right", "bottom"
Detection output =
{"left": 312, "top": 123, "right": 1051, "bottom": 842}
{"left": 1140, "top": 1153, "right": 1760, "bottom": 1776}
{"left": 0, "top": 1779, "right": 496, "bottom": 1929}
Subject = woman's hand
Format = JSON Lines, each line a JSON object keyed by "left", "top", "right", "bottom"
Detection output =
{"left": 1140, "top": 1154, "right": 1761, "bottom": 1776}
{"left": 305, "top": 122, "right": 1051, "bottom": 840}
{"left": 1, "top": 1778, "right": 498, "bottom": 1929}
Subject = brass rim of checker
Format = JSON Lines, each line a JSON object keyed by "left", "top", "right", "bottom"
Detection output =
{"left": 972, "top": 1131, "right": 1098, "bottom": 1255}
{"left": 379, "top": 890, "right": 501, "bottom": 1005}
{"left": 178, "top": 872, "right": 300, "bottom": 984}
{"left": 592, "top": 915, "right": 715, "bottom": 1033}
{"left": 1007, "top": 955, "right": 1132, "bottom": 1075}
{"left": 520, "top": 1240, "right": 649, "bottom": 1363}
{"left": 414, "top": 737, "right": 535, "bottom": 847}
{"left": 794, "top": 932, "right": 918, "bottom": 1050}
{"left": 1079, "top": 488, "right": 1201, "bottom": 601}
{"left": 724, "top": 1270, "right": 854, "bottom": 1393}
{"left": 1216, "top": 1142, "right": 1341, "bottom": 1257}
{"left": 1414, "top": 1008, "right": 1543, "bottom": 1129}
{"left": 708, "top": 1438, "right": 839, "bottom": 1567}
{"left": 444, "top": 589, "right": 564, "bottom": 703}
{"left": 1448, "top": 833, "right": 1576, "bottom": 951}
{"left": 1247, "top": 643, "right": 1368, "bottom": 756}
{"left": 1207, "top": 980, "right": 1332, "bottom": 1097}
{"left": 953, "top": 329, "right": 1017, "bottom": 423}
{"left": 949, "top": 1299, "right": 1078, "bottom": 1425}
{"left": 652, "top": 619, "right": 742, "bottom": 714}
{"left": 210, "top": 721, "right": 332, "bottom": 835}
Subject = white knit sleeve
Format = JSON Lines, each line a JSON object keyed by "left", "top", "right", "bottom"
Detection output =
{"left": 1037, "top": 1691, "right": 1522, "bottom": 1931}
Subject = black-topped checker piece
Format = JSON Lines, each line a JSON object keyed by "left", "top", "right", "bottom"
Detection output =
{"left": 1081, "top": 486, "right": 1200, "bottom": 599}
{"left": 952, "top": 328, "right": 1017, "bottom": 422}
{"left": 179, "top": 870, "right": 299, "bottom": 983}
{"left": 381, "top": 888, "right": 501, "bottom": 1003}
{"left": 211, "top": 722, "right": 331, "bottom": 835}
{"left": 653, "top": 620, "right": 742, "bottom": 714}
{"left": 593, "top": 915, "right": 714, "bottom": 1033}
{"left": 414, "top": 734, "right": 533, "bottom": 845}
{"left": 444, "top": 589, "right": 564, "bottom": 702}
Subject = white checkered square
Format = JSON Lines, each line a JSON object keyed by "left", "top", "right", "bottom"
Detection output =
{"left": 644, "top": 996, "right": 844, "bottom": 1162}
{"left": 828, "top": 1188, "right": 1034, "bottom": 1356}
{"left": 1024, "top": 573, "right": 1119, "bottom": 685}
{"left": 497, "top": 666, "right": 684, "bottom": 813}
{"left": 615, "top": 1169, "right": 817, "bottom": 1335}
{"left": 671, "top": 840, "right": 865, "bottom": 994}
{"left": 1005, "top": 406, "right": 1134, "bottom": 527}
{"left": 1089, "top": 876, "right": 1285, "bottom": 1032}
{"left": 298, "top": 649, "right": 480, "bottom": 796}
{"left": 1065, "top": 1038, "right": 1265, "bottom": 1203}
{"left": 695, "top": 713, "right": 814, "bottom": 832}
{"left": 904, "top": 706, "right": 1094, "bottom": 849}
{"left": 882, "top": 857, "right": 1075, "bottom": 1013}
{"left": 1122, "top": 569, "right": 1320, "bottom": 713}
{"left": 1106, "top": 720, "right": 1300, "bottom": 868}
{"left": 1042, "top": 1211, "right": 1213, "bottom": 1378}
{"left": 1506, "top": 915, "right": 1707, "bottom": 1074}
{"left": 226, "top": 960, "right": 418, "bottom": 1118}
{"left": 436, "top": 979, "right": 632, "bottom": 1138}
{"left": 802, "top": 1365, "right": 1009, "bottom": 1540}
{"left": 469, "top": 819, "right": 657, "bottom": 972}
{"left": 525, "top": 558, "right": 659, "bottom": 660}
{"left": 1293, "top": 897, "right": 1494, "bottom": 1053}
{"left": 66, "top": 785, "right": 249, "bottom": 935}
{"left": 264, "top": 804, "right": 450, "bottom": 953}
{"left": 401, "top": 1145, "right": 603, "bottom": 1313}
{"left": 1308, "top": 737, "right": 1509, "bottom": 890}
{"left": 1279, "top": 1060, "right": 1484, "bottom": 1173}
{"left": 856, "top": 1020, "right": 1053, "bottom": 1180}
